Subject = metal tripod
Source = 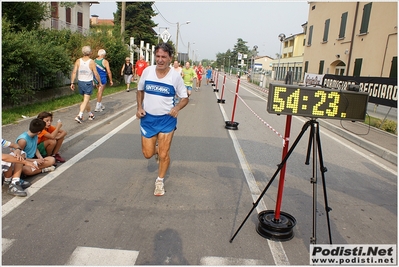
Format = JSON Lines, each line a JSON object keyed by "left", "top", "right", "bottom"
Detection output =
{"left": 230, "top": 119, "right": 333, "bottom": 244}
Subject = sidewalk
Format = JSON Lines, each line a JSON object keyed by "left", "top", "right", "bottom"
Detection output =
{"left": 2, "top": 85, "right": 397, "bottom": 165}
{"left": 2, "top": 90, "right": 137, "bottom": 155}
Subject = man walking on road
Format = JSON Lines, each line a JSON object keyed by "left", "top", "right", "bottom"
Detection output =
{"left": 135, "top": 55, "right": 148, "bottom": 84}
{"left": 136, "top": 42, "right": 189, "bottom": 196}
{"left": 94, "top": 49, "right": 113, "bottom": 112}
{"left": 70, "top": 46, "right": 102, "bottom": 123}
{"left": 182, "top": 62, "right": 196, "bottom": 98}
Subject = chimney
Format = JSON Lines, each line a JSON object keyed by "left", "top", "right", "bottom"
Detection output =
{"left": 91, "top": 14, "right": 99, "bottom": 25}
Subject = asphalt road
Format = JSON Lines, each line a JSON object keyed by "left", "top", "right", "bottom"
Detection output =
{"left": 2, "top": 76, "right": 397, "bottom": 265}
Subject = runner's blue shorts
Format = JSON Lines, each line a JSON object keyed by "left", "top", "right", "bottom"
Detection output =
{"left": 140, "top": 113, "right": 177, "bottom": 138}
{"left": 78, "top": 81, "right": 94, "bottom": 95}
{"left": 186, "top": 86, "right": 192, "bottom": 91}
{"left": 94, "top": 75, "right": 107, "bottom": 85}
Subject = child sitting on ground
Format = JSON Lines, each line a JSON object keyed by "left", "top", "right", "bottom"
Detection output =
{"left": 37, "top": 111, "right": 67, "bottom": 163}
{"left": 16, "top": 118, "right": 56, "bottom": 177}
{"left": 2, "top": 139, "right": 37, "bottom": 197}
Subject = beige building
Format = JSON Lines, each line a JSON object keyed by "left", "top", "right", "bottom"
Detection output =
{"left": 271, "top": 27, "right": 306, "bottom": 82}
{"left": 40, "top": 2, "right": 99, "bottom": 35}
{"left": 303, "top": 2, "right": 397, "bottom": 78}
{"left": 254, "top": 56, "right": 274, "bottom": 72}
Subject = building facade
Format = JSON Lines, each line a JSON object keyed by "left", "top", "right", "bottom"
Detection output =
{"left": 271, "top": 28, "right": 306, "bottom": 83}
{"left": 254, "top": 56, "right": 274, "bottom": 73}
{"left": 40, "top": 2, "right": 98, "bottom": 35}
{"left": 303, "top": 2, "right": 397, "bottom": 78}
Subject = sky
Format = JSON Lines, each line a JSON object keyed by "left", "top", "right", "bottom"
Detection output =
{"left": 90, "top": 1, "right": 310, "bottom": 60}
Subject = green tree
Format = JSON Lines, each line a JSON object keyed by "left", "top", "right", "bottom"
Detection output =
{"left": 2, "top": 19, "right": 72, "bottom": 105}
{"left": 216, "top": 49, "right": 233, "bottom": 72}
{"left": 2, "top": 2, "right": 50, "bottom": 32}
{"left": 231, "top": 38, "right": 250, "bottom": 69}
{"left": 114, "top": 2, "right": 158, "bottom": 47}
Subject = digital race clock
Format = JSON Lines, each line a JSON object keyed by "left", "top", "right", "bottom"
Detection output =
{"left": 267, "top": 84, "right": 369, "bottom": 121}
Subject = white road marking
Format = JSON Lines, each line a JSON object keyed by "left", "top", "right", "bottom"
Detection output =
{"left": 216, "top": 91, "right": 291, "bottom": 265}
{"left": 2, "top": 116, "right": 137, "bottom": 218}
{"left": 200, "top": 256, "right": 265, "bottom": 265}
{"left": 66, "top": 246, "right": 139, "bottom": 266}
{"left": 2, "top": 238, "right": 15, "bottom": 254}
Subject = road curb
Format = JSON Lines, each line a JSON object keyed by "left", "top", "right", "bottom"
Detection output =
{"left": 61, "top": 103, "right": 136, "bottom": 151}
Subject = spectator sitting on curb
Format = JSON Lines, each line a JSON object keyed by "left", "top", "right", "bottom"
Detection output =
{"left": 2, "top": 139, "right": 37, "bottom": 197}
{"left": 15, "top": 118, "right": 56, "bottom": 177}
{"left": 37, "top": 111, "right": 67, "bottom": 163}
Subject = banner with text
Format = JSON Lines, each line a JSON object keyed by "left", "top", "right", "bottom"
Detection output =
{"left": 322, "top": 74, "right": 397, "bottom": 107}
{"left": 303, "top": 73, "right": 325, "bottom": 86}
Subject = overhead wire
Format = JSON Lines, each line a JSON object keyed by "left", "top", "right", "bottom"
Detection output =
{"left": 153, "top": 3, "right": 188, "bottom": 49}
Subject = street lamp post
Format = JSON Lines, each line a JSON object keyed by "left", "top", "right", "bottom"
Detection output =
{"left": 228, "top": 56, "right": 231, "bottom": 75}
{"left": 251, "top": 45, "right": 258, "bottom": 83}
{"left": 191, "top": 42, "right": 195, "bottom": 63}
{"left": 176, "top": 21, "right": 190, "bottom": 61}
{"left": 277, "top": 33, "right": 286, "bottom": 81}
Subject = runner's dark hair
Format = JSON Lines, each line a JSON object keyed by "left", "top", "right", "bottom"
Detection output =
{"left": 154, "top": 42, "right": 174, "bottom": 57}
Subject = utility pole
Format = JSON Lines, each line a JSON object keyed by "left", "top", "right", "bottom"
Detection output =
{"left": 175, "top": 22, "right": 179, "bottom": 61}
{"left": 121, "top": 2, "right": 126, "bottom": 43}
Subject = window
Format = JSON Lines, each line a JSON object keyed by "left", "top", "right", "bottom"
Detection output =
{"left": 304, "top": 61, "right": 309, "bottom": 74}
{"left": 389, "top": 57, "right": 397, "bottom": 78}
{"left": 353, "top": 58, "right": 363, "bottom": 76}
{"left": 323, "top": 19, "right": 330, "bottom": 42}
{"left": 307, "top": 25, "right": 313, "bottom": 46}
{"left": 318, "top": 60, "right": 324, "bottom": 74}
{"left": 339, "top": 12, "right": 348, "bottom": 39}
{"left": 77, "top": 12, "right": 83, "bottom": 27}
{"left": 335, "top": 62, "right": 346, "bottom": 76}
{"left": 51, "top": 2, "right": 58, "bottom": 18}
{"left": 66, "top": 8, "right": 71, "bottom": 24}
{"left": 360, "top": 3, "right": 372, "bottom": 34}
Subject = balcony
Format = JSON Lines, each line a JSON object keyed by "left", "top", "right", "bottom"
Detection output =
{"left": 51, "top": 18, "right": 89, "bottom": 35}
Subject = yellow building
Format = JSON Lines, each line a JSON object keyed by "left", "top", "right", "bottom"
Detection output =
{"left": 271, "top": 26, "right": 306, "bottom": 83}
{"left": 303, "top": 2, "right": 397, "bottom": 78}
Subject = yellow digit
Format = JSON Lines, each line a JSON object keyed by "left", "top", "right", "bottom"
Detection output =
{"left": 312, "top": 90, "right": 326, "bottom": 116}
{"left": 272, "top": 87, "right": 286, "bottom": 112}
{"left": 326, "top": 91, "right": 340, "bottom": 117}
{"left": 286, "top": 89, "right": 300, "bottom": 113}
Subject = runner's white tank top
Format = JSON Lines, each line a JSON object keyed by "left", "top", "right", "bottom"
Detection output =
{"left": 78, "top": 58, "right": 93, "bottom": 82}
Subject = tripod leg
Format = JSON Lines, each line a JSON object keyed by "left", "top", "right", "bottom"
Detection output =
{"left": 315, "top": 121, "right": 333, "bottom": 244}
{"left": 229, "top": 120, "right": 312, "bottom": 243}
{"left": 305, "top": 120, "right": 315, "bottom": 165}
{"left": 310, "top": 121, "right": 318, "bottom": 244}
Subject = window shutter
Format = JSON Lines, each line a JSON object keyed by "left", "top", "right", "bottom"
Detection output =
{"left": 339, "top": 12, "right": 348, "bottom": 38}
{"left": 323, "top": 19, "right": 330, "bottom": 42}
{"left": 360, "top": 3, "right": 372, "bottom": 34}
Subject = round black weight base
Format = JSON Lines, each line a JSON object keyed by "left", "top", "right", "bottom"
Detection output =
{"left": 256, "top": 210, "right": 296, "bottom": 242}
{"left": 217, "top": 99, "right": 225, "bottom": 104}
{"left": 225, "top": 121, "right": 239, "bottom": 130}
